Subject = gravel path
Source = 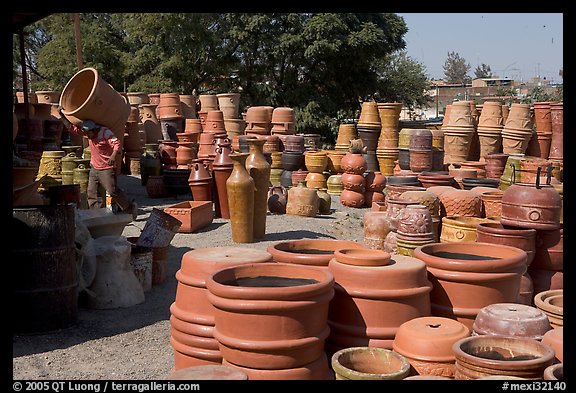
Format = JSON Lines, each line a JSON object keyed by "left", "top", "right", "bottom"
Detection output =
{"left": 12, "top": 173, "right": 368, "bottom": 380}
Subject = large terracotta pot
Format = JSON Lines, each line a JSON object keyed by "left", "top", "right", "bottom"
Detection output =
{"left": 534, "top": 289, "right": 563, "bottom": 329}
{"left": 206, "top": 263, "right": 334, "bottom": 374}
{"left": 226, "top": 153, "right": 254, "bottom": 243}
{"left": 331, "top": 347, "right": 410, "bottom": 380}
{"left": 392, "top": 316, "right": 471, "bottom": 378}
{"left": 531, "top": 228, "right": 563, "bottom": 271}
{"left": 472, "top": 303, "right": 552, "bottom": 341}
{"left": 267, "top": 239, "right": 366, "bottom": 269}
{"left": 327, "top": 252, "right": 432, "bottom": 352}
{"left": 340, "top": 153, "right": 367, "bottom": 175}
{"left": 452, "top": 335, "right": 555, "bottom": 379}
{"left": 475, "top": 222, "right": 537, "bottom": 266}
{"left": 413, "top": 242, "right": 527, "bottom": 329}
{"left": 59, "top": 67, "right": 130, "bottom": 137}
{"left": 245, "top": 139, "right": 271, "bottom": 239}
{"left": 170, "top": 247, "right": 272, "bottom": 369}
{"left": 541, "top": 327, "right": 563, "bottom": 363}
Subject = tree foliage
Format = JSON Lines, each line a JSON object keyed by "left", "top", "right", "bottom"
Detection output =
{"left": 443, "top": 51, "right": 471, "bottom": 84}
{"left": 474, "top": 63, "right": 493, "bottom": 79}
{"left": 14, "top": 13, "right": 433, "bottom": 142}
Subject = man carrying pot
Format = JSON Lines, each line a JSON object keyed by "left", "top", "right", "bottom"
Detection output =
{"left": 58, "top": 108, "right": 138, "bottom": 220}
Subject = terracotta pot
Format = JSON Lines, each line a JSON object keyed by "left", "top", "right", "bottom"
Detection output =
{"left": 363, "top": 211, "right": 393, "bottom": 250}
{"left": 326, "top": 175, "right": 344, "bottom": 196}
{"left": 543, "top": 363, "right": 563, "bottom": 381}
{"left": 452, "top": 335, "right": 555, "bottom": 380}
{"left": 364, "top": 171, "right": 386, "bottom": 192}
{"left": 206, "top": 262, "right": 334, "bottom": 370}
{"left": 386, "top": 199, "right": 420, "bottom": 231}
{"left": 413, "top": 242, "right": 528, "bottom": 329}
{"left": 226, "top": 153, "right": 255, "bottom": 243}
{"left": 528, "top": 267, "right": 563, "bottom": 296}
{"left": 472, "top": 303, "right": 552, "bottom": 341}
{"left": 188, "top": 160, "right": 213, "bottom": 202}
{"left": 439, "top": 188, "right": 482, "bottom": 217}
{"left": 484, "top": 153, "right": 509, "bottom": 179}
{"left": 286, "top": 181, "right": 319, "bottom": 217}
{"left": 305, "top": 172, "right": 327, "bottom": 190}
{"left": 531, "top": 228, "right": 563, "bottom": 271}
{"left": 393, "top": 316, "right": 471, "bottom": 378}
{"left": 245, "top": 139, "right": 271, "bottom": 239}
{"left": 475, "top": 222, "right": 536, "bottom": 266}
{"left": 327, "top": 253, "right": 432, "bottom": 350}
{"left": 331, "top": 347, "right": 410, "bottom": 380}
{"left": 339, "top": 189, "right": 365, "bottom": 208}
{"left": 440, "top": 216, "right": 494, "bottom": 243}
{"left": 541, "top": 327, "right": 563, "bottom": 363}
{"left": 304, "top": 150, "right": 328, "bottom": 173}
{"left": 340, "top": 172, "right": 366, "bottom": 192}
{"left": 548, "top": 102, "right": 563, "bottom": 160}
{"left": 267, "top": 239, "right": 366, "bottom": 269}
{"left": 325, "top": 150, "right": 346, "bottom": 174}
{"left": 398, "top": 190, "right": 440, "bottom": 218}
{"left": 170, "top": 247, "right": 271, "bottom": 369}
{"left": 334, "top": 248, "right": 391, "bottom": 267}
{"left": 417, "top": 172, "right": 455, "bottom": 188}
{"left": 166, "top": 364, "right": 248, "bottom": 380}
{"left": 222, "top": 354, "right": 331, "bottom": 380}
{"left": 198, "top": 94, "right": 218, "bottom": 112}
{"left": 211, "top": 145, "right": 234, "bottom": 220}
{"left": 534, "top": 289, "right": 563, "bottom": 329}
{"left": 340, "top": 153, "right": 367, "bottom": 175}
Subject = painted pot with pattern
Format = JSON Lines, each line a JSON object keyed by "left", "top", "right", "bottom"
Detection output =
{"left": 440, "top": 216, "right": 495, "bottom": 243}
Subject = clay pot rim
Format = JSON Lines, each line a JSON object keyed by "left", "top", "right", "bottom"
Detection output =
{"left": 331, "top": 347, "right": 411, "bottom": 380}
{"left": 413, "top": 241, "right": 528, "bottom": 272}
{"left": 334, "top": 248, "right": 391, "bottom": 267}
{"left": 393, "top": 316, "right": 471, "bottom": 361}
{"left": 206, "top": 262, "right": 334, "bottom": 301}
{"left": 441, "top": 216, "right": 495, "bottom": 228}
{"left": 452, "top": 335, "right": 556, "bottom": 368}
{"left": 266, "top": 239, "right": 367, "bottom": 266}
{"left": 476, "top": 222, "right": 536, "bottom": 237}
{"left": 534, "top": 290, "right": 563, "bottom": 315}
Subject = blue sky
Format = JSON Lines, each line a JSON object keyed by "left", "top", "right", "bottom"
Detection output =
{"left": 396, "top": 13, "right": 563, "bottom": 83}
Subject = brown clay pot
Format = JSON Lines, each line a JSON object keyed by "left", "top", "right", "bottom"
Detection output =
{"left": 534, "top": 289, "right": 563, "bottom": 329}
{"left": 440, "top": 216, "right": 495, "bottom": 243}
{"left": 393, "top": 316, "right": 471, "bottom": 378}
{"left": 439, "top": 188, "right": 482, "bottom": 217}
{"left": 452, "top": 335, "right": 555, "bottom": 380}
{"left": 245, "top": 139, "right": 271, "bottom": 239}
{"left": 286, "top": 181, "right": 319, "bottom": 217}
{"left": 472, "top": 303, "right": 552, "bottom": 341}
{"left": 541, "top": 327, "right": 563, "bottom": 363}
{"left": 266, "top": 239, "right": 367, "bottom": 269}
{"left": 331, "top": 347, "right": 410, "bottom": 380}
{"left": 340, "top": 153, "right": 367, "bottom": 175}
{"left": 206, "top": 262, "right": 334, "bottom": 371}
{"left": 327, "top": 253, "right": 432, "bottom": 351}
{"left": 413, "top": 242, "right": 528, "bottom": 329}
{"left": 226, "top": 153, "right": 255, "bottom": 243}
{"left": 340, "top": 172, "right": 366, "bottom": 192}
{"left": 475, "top": 222, "right": 537, "bottom": 266}
{"left": 531, "top": 228, "right": 563, "bottom": 271}
{"left": 339, "top": 189, "right": 365, "bottom": 208}
{"left": 363, "top": 211, "right": 393, "bottom": 250}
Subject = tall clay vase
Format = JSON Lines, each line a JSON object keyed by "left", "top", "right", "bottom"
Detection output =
{"left": 212, "top": 145, "right": 234, "bottom": 219}
{"left": 245, "top": 139, "right": 271, "bottom": 239}
{"left": 413, "top": 242, "right": 528, "bottom": 330}
{"left": 226, "top": 153, "right": 255, "bottom": 243}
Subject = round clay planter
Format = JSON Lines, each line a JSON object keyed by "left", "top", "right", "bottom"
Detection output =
{"left": 413, "top": 242, "right": 528, "bottom": 330}
{"left": 327, "top": 254, "right": 432, "bottom": 351}
{"left": 340, "top": 153, "right": 367, "bottom": 175}
{"left": 541, "top": 327, "right": 563, "bottom": 363}
{"left": 417, "top": 172, "right": 455, "bottom": 188}
{"left": 222, "top": 353, "right": 331, "bottom": 380}
{"left": 475, "top": 222, "right": 537, "bottom": 266}
{"left": 531, "top": 228, "right": 563, "bottom": 271}
{"left": 339, "top": 189, "right": 365, "bottom": 208}
{"left": 266, "top": 239, "right": 367, "bottom": 269}
{"left": 452, "top": 335, "right": 555, "bottom": 380}
{"left": 480, "top": 189, "right": 504, "bottom": 218}
{"left": 334, "top": 248, "right": 391, "bottom": 267}
{"left": 543, "top": 363, "right": 563, "bottom": 381}
{"left": 398, "top": 190, "right": 440, "bottom": 219}
{"left": 534, "top": 289, "right": 563, "bottom": 329}
{"left": 500, "top": 181, "right": 562, "bottom": 230}
{"left": 392, "top": 316, "right": 471, "bottom": 378}
{"left": 472, "top": 303, "right": 552, "bottom": 341}
{"left": 331, "top": 347, "right": 410, "bottom": 380}
{"left": 440, "top": 216, "right": 495, "bottom": 243}
{"left": 206, "top": 262, "right": 334, "bottom": 370}
{"left": 364, "top": 171, "right": 387, "bottom": 192}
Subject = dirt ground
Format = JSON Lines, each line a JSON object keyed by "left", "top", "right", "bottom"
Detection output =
{"left": 12, "top": 173, "right": 368, "bottom": 380}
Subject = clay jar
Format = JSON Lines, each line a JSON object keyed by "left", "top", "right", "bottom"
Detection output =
{"left": 475, "top": 222, "right": 537, "bottom": 266}
{"left": 331, "top": 347, "right": 411, "bottom": 380}
{"left": 500, "top": 181, "right": 562, "bottom": 230}
{"left": 413, "top": 242, "right": 528, "bottom": 330}
{"left": 364, "top": 171, "right": 386, "bottom": 192}
{"left": 440, "top": 216, "right": 494, "bottom": 243}
{"left": 170, "top": 247, "right": 272, "bottom": 369}
{"left": 392, "top": 316, "right": 471, "bottom": 378}
{"left": 188, "top": 160, "right": 212, "bottom": 202}
{"left": 226, "top": 153, "right": 255, "bottom": 243}
{"left": 245, "top": 138, "right": 271, "bottom": 239}
{"left": 339, "top": 189, "right": 365, "bottom": 208}
{"left": 206, "top": 262, "right": 334, "bottom": 372}
{"left": 340, "top": 172, "right": 366, "bottom": 192}
{"left": 452, "top": 335, "right": 555, "bottom": 379}
{"left": 266, "top": 239, "right": 366, "bottom": 269}
{"left": 267, "top": 185, "right": 288, "bottom": 214}
{"left": 472, "top": 303, "right": 552, "bottom": 341}
{"left": 286, "top": 182, "right": 319, "bottom": 217}
{"left": 340, "top": 153, "right": 367, "bottom": 175}
{"left": 326, "top": 252, "right": 432, "bottom": 352}
{"left": 212, "top": 145, "right": 234, "bottom": 219}
{"left": 363, "top": 211, "right": 393, "bottom": 250}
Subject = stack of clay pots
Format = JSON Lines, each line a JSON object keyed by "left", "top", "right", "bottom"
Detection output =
{"left": 216, "top": 93, "right": 245, "bottom": 139}
{"left": 270, "top": 107, "right": 296, "bottom": 137}
{"left": 244, "top": 106, "right": 273, "bottom": 136}
{"left": 375, "top": 103, "right": 402, "bottom": 176}
{"left": 304, "top": 150, "right": 328, "bottom": 189}
{"left": 280, "top": 135, "right": 306, "bottom": 189}
{"left": 157, "top": 93, "right": 184, "bottom": 141}
{"left": 501, "top": 103, "right": 533, "bottom": 155}
{"left": 409, "top": 129, "right": 433, "bottom": 173}
{"left": 356, "top": 101, "right": 380, "bottom": 172}
{"left": 548, "top": 102, "right": 563, "bottom": 161}
{"left": 197, "top": 94, "right": 219, "bottom": 129}
{"left": 334, "top": 123, "right": 357, "bottom": 152}
{"left": 442, "top": 101, "right": 476, "bottom": 165}
{"left": 339, "top": 151, "right": 367, "bottom": 208}
{"left": 397, "top": 128, "right": 412, "bottom": 171}
{"left": 466, "top": 100, "right": 481, "bottom": 161}
{"left": 476, "top": 100, "right": 504, "bottom": 160}
{"left": 398, "top": 189, "right": 441, "bottom": 242}
{"left": 395, "top": 204, "right": 435, "bottom": 257}
{"left": 123, "top": 106, "right": 145, "bottom": 174}
{"left": 526, "top": 101, "right": 552, "bottom": 159}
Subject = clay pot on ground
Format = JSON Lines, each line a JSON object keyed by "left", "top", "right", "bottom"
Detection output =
{"left": 245, "top": 138, "right": 271, "bottom": 239}
{"left": 543, "top": 363, "right": 563, "bottom": 381}
{"left": 452, "top": 335, "right": 555, "bottom": 380}
{"left": 440, "top": 216, "right": 494, "bottom": 243}
{"left": 340, "top": 172, "right": 366, "bottom": 192}
{"left": 226, "top": 153, "right": 255, "bottom": 243}
{"left": 267, "top": 239, "right": 366, "bottom": 269}
{"left": 438, "top": 188, "right": 482, "bottom": 217}
{"left": 541, "top": 327, "right": 563, "bottom": 363}
{"left": 206, "top": 262, "right": 334, "bottom": 377}
{"left": 331, "top": 347, "right": 410, "bottom": 380}
{"left": 392, "top": 316, "right": 471, "bottom": 378}
{"left": 363, "top": 211, "right": 393, "bottom": 250}
{"left": 475, "top": 222, "right": 536, "bottom": 266}
{"left": 326, "top": 252, "right": 432, "bottom": 352}
{"left": 286, "top": 181, "right": 319, "bottom": 217}
{"left": 413, "top": 242, "right": 527, "bottom": 330}
{"left": 339, "top": 189, "right": 365, "bottom": 208}
{"left": 472, "top": 303, "right": 552, "bottom": 341}
{"left": 170, "top": 247, "right": 272, "bottom": 369}
{"left": 534, "top": 289, "right": 563, "bottom": 329}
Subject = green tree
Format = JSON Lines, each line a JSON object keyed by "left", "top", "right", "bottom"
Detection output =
{"left": 443, "top": 51, "right": 471, "bottom": 84}
{"left": 474, "top": 63, "right": 493, "bottom": 79}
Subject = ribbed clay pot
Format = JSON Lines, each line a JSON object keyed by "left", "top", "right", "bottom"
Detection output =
{"left": 534, "top": 289, "right": 563, "bottom": 329}
{"left": 452, "top": 335, "right": 555, "bottom": 380}
{"left": 472, "top": 303, "right": 552, "bottom": 341}
{"left": 475, "top": 222, "right": 536, "bottom": 266}
{"left": 327, "top": 253, "right": 432, "bottom": 352}
{"left": 170, "top": 247, "right": 272, "bottom": 369}
{"left": 266, "top": 239, "right": 367, "bottom": 269}
{"left": 413, "top": 242, "right": 527, "bottom": 330}
{"left": 440, "top": 216, "right": 495, "bottom": 243}
{"left": 206, "top": 262, "right": 334, "bottom": 371}
{"left": 392, "top": 316, "right": 471, "bottom": 378}
{"left": 331, "top": 347, "right": 410, "bottom": 380}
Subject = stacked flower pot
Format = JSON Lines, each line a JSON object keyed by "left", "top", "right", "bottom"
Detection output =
{"left": 123, "top": 106, "right": 145, "bottom": 175}
{"left": 476, "top": 100, "right": 504, "bottom": 160}
{"left": 526, "top": 101, "right": 552, "bottom": 159}
{"left": 356, "top": 102, "right": 380, "bottom": 172}
{"left": 197, "top": 94, "right": 219, "bottom": 129}
{"left": 157, "top": 93, "right": 184, "bottom": 141}
{"left": 501, "top": 103, "right": 533, "bottom": 155}
{"left": 376, "top": 102, "right": 402, "bottom": 176}
{"left": 442, "top": 101, "right": 476, "bottom": 166}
